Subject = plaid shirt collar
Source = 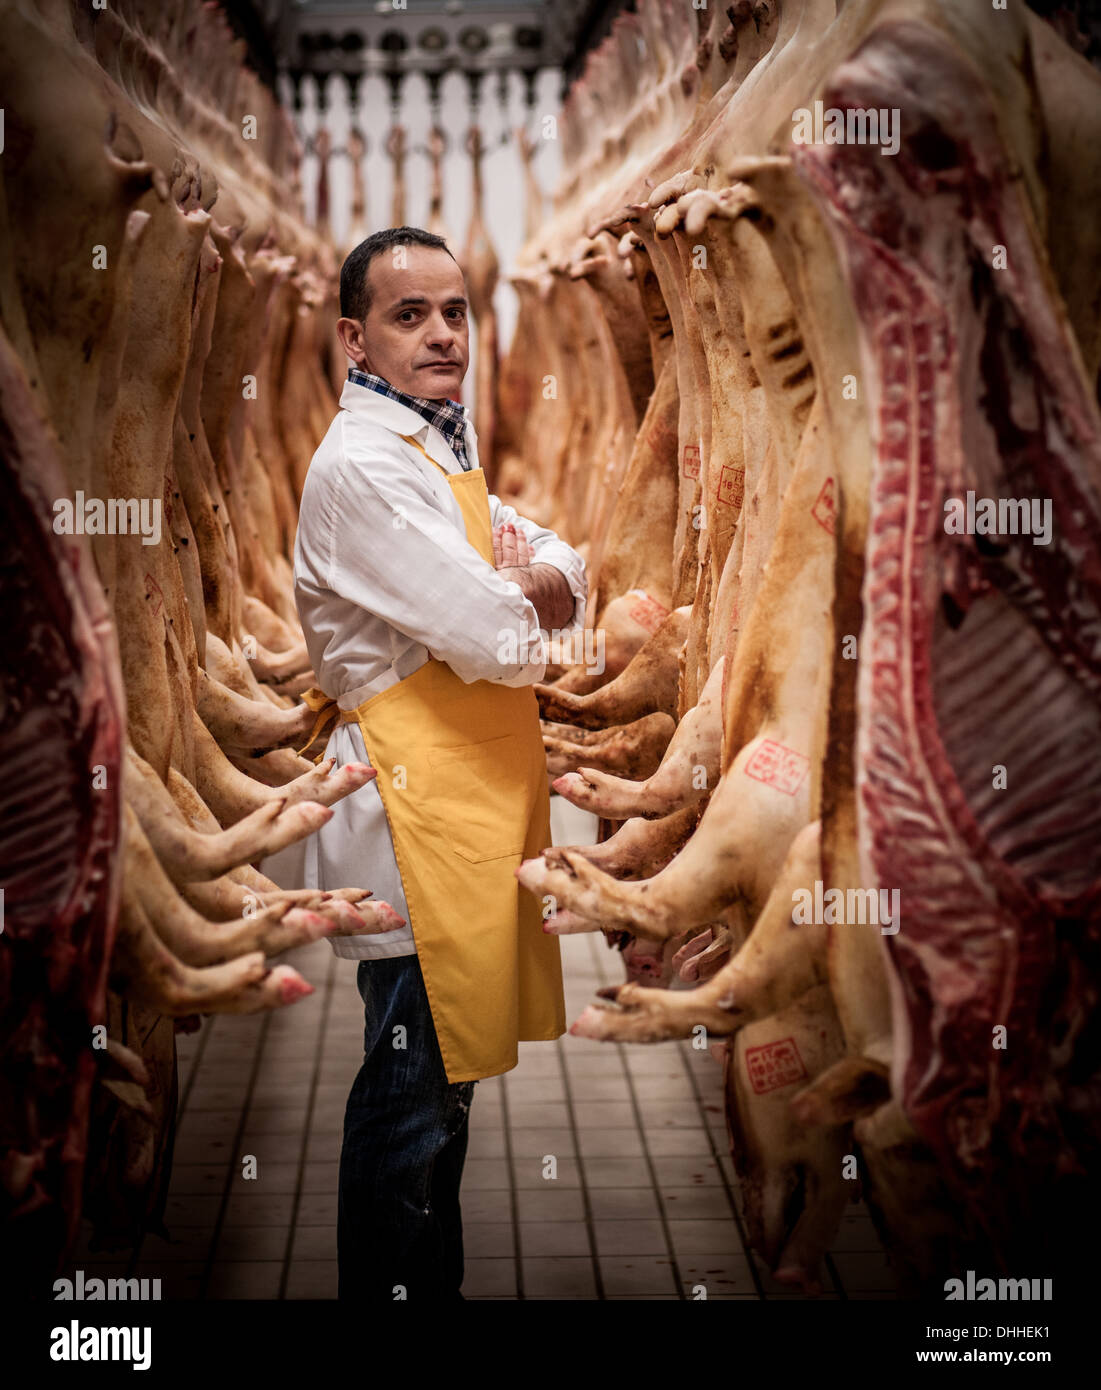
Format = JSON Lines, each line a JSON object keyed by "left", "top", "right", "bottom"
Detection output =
{"left": 347, "top": 368, "right": 471, "bottom": 471}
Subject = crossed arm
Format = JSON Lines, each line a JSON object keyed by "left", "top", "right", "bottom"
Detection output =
{"left": 492, "top": 522, "right": 575, "bottom": 632}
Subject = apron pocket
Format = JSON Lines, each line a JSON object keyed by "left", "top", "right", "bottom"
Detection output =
{"left": 427, "top": 734, "right": 531, "bottom": 863}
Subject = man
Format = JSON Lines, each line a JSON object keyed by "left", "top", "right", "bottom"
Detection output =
{"left": 292, "top": 226, "right": 586, "bottom": 1302}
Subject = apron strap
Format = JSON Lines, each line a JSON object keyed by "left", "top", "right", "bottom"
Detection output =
{"left": 400, "top": 432, "right": 450, "bottom": 475}
{"left": 296, "top": 686, "right": 342, "bottom": 761}
{"left": 295, "top": 688, "right": 386, "bottom": 762}
{"left": 401, "top": 433, "right": 494, "bottom": 567}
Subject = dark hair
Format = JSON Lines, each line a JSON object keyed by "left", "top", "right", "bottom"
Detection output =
{"left": 339, "top": 227, "right": 456, "bottom": 320}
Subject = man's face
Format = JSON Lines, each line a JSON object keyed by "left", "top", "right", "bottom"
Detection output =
{"left": 339, "top": 245, "right": 469, "bottom": 401}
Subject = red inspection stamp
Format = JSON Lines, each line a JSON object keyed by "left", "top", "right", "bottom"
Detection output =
{"left": 716, "top": 463, "right": 745, "bottom": 509}
{"left": 144, "top": 573, "right": 165, "bottom": 619}
{"left": 682, "top": 443, "right": 701, "bottom": 480}
{"left": 743, "top": 739, "right": 809, "bottom": 796}
{"left": 812, "top": 476, "right": 837, "bottom": 535}
{"left": 745, "top": 1037, "right": 808, "bottom": 1095}
{"left": 626, "top": 590, "right": 670, "bottom": 635}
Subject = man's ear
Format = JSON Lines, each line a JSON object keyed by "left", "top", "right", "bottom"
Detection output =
{"left": 336, "top": 317, "right": 369, "bottom": 369}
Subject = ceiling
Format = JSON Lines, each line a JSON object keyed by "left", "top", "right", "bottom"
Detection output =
{"left": 225, "top": 0, "right": 633, "bottom": 93}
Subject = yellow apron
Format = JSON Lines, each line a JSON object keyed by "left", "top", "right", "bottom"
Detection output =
{"left": 300, "top": 433, "right": 565, "bottom": 1082}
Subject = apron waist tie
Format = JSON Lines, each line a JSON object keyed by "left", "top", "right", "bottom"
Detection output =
{"left": 296, "top": 687, "right": 361, "bottom": 762}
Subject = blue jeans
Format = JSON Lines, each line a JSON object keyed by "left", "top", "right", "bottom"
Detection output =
{"left": 337, "top": 956, "right": 476, "bottom": 1301}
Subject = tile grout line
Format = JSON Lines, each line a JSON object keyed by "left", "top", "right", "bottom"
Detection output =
{"left": 127, "top": 1012, "right": 218, "bottom": 1280}
{"left": 611, "top": 1045, "right": 687, "bottom": 1300}
{"left": 825, "top": 1251, "right": 847, "bottom": 1299}
{"left": 556, "top": 1025, "right": 606, "bottom": 1301}
{"left": 584, "top": 929, "right": 683, "bottom": 1301}
{"left": 566, "top": 932, "right": 615, "bottom": 1299}
{"left": 673, "top": 1042, "right": 766, "bottom": 1299}
{"left": 177, "top": 1012, "right": 216, "bottom": 1115}
{"left": 497, "top": 1073, "right": 524, "bottom": 1299}
{"left": 198, "top": 1009, "right": 274, "bottom": 1300}
{"left": 278, "top": 948, "right": 339, "bottom": 1300}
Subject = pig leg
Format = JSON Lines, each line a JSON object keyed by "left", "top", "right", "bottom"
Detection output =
{"left": 196, "top": 669, "right": 315, "bottom": 755}
{"left": 111, "top": 882, "right": 314, "bottom": 1016}
{"left": 534, "top": 608, "right": 688, "bottom": 727}
{"left": 127, "top": 745, "right": 337, "bottom": 882}
{"left": 231, "top": 747, "right": 318, "bottom": 786}
{"left": 553, "top": 656, "right": 724, "bottom": 818}
{"left": 180, "top": 876, "right": 327, "bottom": 921}
{"left": 543, "top": 712, "right": 676, "bottom": 780}
{"left": 129, "top": 809, "right": 403, "bottom": 959}
{"left": 189, "top": 709, "right": 374, "bottom": 823}
{"left": 557, "top": 805, "right": 700, "bottom": 877}
{"left": 242, "top": 594, "right": 302, "bottom": 654}
{"left": 522, "top": 729, "right": 811, "bottom": 940}
{"left": 569, "top": 822, "right": 825, "bottom": 1038}
{"left": 126, "top": 808, "right": 336, "bottom": 963}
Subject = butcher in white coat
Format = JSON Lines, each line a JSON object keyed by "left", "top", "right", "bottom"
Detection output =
{"left": 280, "top": 226, "right": 586, "bottom": 1301}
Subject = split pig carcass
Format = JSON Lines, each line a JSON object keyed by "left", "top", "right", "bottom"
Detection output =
{"left": 0, "top": 0, "right": 403, "bottom": 1285}
{"left": 507, "top": 0, "right": 1101, "bottom": 1293}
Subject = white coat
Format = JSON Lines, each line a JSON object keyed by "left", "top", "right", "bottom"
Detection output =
{"left": 261, "top": 380, "right": 587, "bottom": 958}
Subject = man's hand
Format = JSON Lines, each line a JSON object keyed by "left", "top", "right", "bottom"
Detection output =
{"left": 493, "top": 522, "right": 534, "bottom": 570}
{"left": 492, "top": 523, "right": 575, "bottom": 631}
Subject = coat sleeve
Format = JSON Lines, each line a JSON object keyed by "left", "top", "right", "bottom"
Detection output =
{"left": 488, "top": 494, "right": 588, "bottom": 635}
{"left": 325, "top": 426, "right": 547, "bottom": 686}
